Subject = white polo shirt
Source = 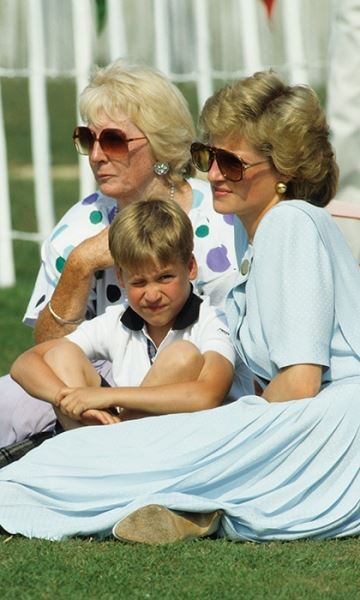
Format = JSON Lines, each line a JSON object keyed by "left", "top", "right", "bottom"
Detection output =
{"left": 66, "top": 292, "right": 252, "bottom": 400}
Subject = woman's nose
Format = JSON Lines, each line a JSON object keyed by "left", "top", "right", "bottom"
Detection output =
{"left": 207, "top": 158, "right": 223, "bottom": 181}
{"left": 89, "top": 140, "right": 107, "bottom": 161}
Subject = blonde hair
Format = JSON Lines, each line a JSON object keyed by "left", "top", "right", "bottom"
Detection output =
{"left": 108, "top": 198, "right": 194, "bottom": 271}
{"left": 79, "top": 59, "right": 196, "bottom": 185}
{"left": 199, "top": 70, "right": 339, "bottom": 207}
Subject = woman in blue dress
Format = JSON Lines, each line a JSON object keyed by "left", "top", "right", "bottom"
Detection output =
{"left": 0, "top": 71, "right": 359, "bottom": 543}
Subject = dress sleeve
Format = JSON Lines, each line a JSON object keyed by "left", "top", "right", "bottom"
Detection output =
{"left": 252, "top": 205, "right": 334, "bottom": 369}
{"left": 22, "top": 237, "right": 65, "bottom": 327}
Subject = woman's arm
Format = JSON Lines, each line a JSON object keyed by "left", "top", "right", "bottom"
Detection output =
{"left": 262, "top": 363, "right": 322, "bottom": 402}
{"left": 56, "top": 351, "right": 234, "bottom": 419}
{"left": 34, "top": 228, "right": 114, "bottom": 343}
{"left": 251, "top": 206, "right": 334, "bottom": 401}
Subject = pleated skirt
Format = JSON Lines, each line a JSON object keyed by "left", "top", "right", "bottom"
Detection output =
{"left": 0, "top": 378, "right": 359, "bottom": 541}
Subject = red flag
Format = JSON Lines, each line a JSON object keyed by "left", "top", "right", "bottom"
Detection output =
{"left": 261, "top": 0, "right": 276, "bottom": 19}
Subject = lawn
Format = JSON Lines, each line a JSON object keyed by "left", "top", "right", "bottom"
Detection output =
{"left": 0, "top": 535, "right": 359, "bottom": 599}
{"left": 0, "top": 78, "right": 359, "bottom": 600}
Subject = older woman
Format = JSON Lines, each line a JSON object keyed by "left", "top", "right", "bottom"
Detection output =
{"left": 0, "top": 71, "right": 359, "bottom": 543}
{"left": 0, "top": 59, "right": 249, "bottom": 451}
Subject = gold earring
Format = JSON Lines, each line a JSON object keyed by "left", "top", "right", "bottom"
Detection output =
{"left": 275, "top": 181, "right": 287, "bottom": 195}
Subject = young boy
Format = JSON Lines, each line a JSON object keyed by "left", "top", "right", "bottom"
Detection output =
{"left": 11, "top": 199, "right": 241, "bottom": 430}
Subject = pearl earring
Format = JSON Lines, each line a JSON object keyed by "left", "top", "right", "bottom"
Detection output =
{"left": 275, "top": 181, "right": 287, "bottom": 195}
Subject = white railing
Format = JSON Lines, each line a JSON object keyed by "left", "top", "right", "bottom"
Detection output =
{"left": 0, "top": 0, "right": 332, "bottom": 287}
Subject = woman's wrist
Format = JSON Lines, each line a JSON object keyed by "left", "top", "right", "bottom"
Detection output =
{"left": 48, "top": 301, "right": 84, "bottom": 326}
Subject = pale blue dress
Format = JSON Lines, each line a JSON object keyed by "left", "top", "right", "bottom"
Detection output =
{"left": 0, "top": 201, "right": 359, "bottom": 542}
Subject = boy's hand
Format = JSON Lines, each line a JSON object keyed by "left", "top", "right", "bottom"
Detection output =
{"left": 80, "top": 409, "right": 120, "bottom": 426}
{"left": 55, "top": 386, "right": 120, "bottom": 424}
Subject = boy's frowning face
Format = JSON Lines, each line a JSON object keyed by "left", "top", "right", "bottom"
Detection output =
{"left": 118, "top": 256, "right": 197, "bottom": 343}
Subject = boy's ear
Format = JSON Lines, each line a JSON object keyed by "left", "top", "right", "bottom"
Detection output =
{"left": 188, "top": 254, "right": 198, "bottom": 281}
{"left": 116, "top": 268, "right": 125, "bottom": 288}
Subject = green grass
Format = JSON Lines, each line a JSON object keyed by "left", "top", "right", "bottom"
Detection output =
{"left": 1, "top": 78, "right": 358, "bottom": 600}
{"left": 0, "top": 536, "right": 359, "bottom": 599}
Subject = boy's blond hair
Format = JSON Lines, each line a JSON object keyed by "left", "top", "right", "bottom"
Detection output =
{"left": 108, "top": 199, "right": 194, "bottom": 271}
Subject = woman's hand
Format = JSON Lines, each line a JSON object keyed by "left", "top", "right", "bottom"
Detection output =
{"left": 71, "top": 227, "right": 114, "bottom": 273}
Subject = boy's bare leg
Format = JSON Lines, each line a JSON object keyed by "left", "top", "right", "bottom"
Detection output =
{"left": 120, "top": 341, "right": 204, "bottom": 421}
{"left": 143, "top": 341, "right": 204, "bottom": 385}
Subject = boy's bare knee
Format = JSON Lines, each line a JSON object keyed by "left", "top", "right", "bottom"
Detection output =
{"left": 44, "top": 343, "right": 83, "bottom": 371}
{"left": 157, "top": 341, "right": 204, "bottom": 373}
{"left": 44, "top": 343, "right": 99, "bottom": 387}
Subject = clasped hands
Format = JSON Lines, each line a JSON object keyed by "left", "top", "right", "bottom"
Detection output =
{"left": 54, "top": 386, "right": 121, "bottom": 426}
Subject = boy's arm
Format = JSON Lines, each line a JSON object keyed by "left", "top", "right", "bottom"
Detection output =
{"left": 10, "top": 338, "right": 77, "bottom": 404}
{"left": 56, "top": 350, "right": 234, "bottom": 419}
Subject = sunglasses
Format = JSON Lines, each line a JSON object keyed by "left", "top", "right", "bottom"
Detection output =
{"left": 72, "top": 126, "right": 147, "bottom": 159}
{"left": 191, "top": 142, "right": 267, "bottom": 182}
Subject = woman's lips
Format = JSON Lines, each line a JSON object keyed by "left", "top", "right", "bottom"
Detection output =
{"left": 212, "top": 186, "right": 231, "bottom": 196}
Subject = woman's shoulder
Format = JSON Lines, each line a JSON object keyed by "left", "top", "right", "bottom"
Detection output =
{"left": 256, "top": 200, "right": 331, "bottom": 240}
{"left": 252, "top": 200, "right": 333, "bottom": 269}
{"left": 274, "top": 200, "right": 331, "bottom": 219}
{"left": 264, "top": 199, "right": 329, "bottom": 222}
{"left": 54, "top": 191, "right": 117, "bottom": 227}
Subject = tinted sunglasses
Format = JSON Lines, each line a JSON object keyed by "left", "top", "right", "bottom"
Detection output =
{"left": 191, "top": 142, "right": 267, "bottom": 182}
{"left": 72, "top": 126, "right": 147, "bottom": 159}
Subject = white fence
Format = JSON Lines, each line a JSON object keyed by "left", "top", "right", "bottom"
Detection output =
{"left": 0, "top": 0, "right": 333, "bottom": 287}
